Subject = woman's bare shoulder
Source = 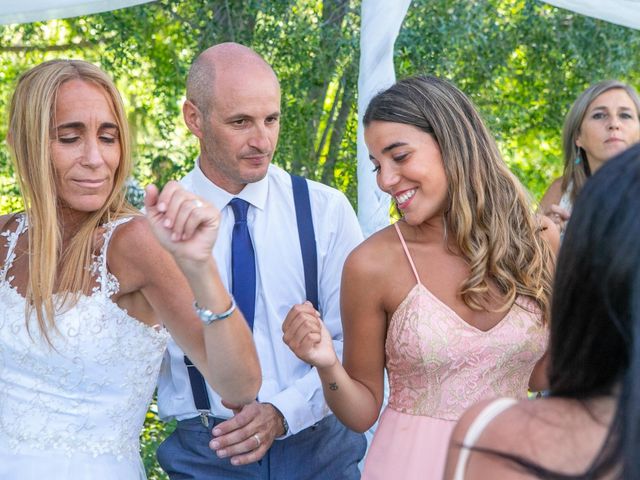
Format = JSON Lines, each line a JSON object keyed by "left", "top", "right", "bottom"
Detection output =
{"left": 450, "top": 398, "right": 520, "bottom": 446}
{"left": 107, "top": 215, "right": 174, "bottom": 282}
{"left": 446, "top": 398, "right": 545, "bottom": 479}
{"left": 449, "top": 396, "right": 615, "bottom": 480}
{"left": 107, "top": 215, "right": 151, "bottom": 253}
{"left": 344, "top": 223, "right": 401, "bottom": 278}
{"left": 449, "top": 397, "right": 557, "bottom": 457}
{"left": 453, "top": 396, "right": 594, "bottom": 462}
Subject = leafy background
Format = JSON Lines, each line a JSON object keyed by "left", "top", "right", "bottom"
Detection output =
{"left": 2, "top": 1, "right": 640, "bottom": 478}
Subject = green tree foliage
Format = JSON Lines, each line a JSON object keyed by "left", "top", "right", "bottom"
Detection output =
{"left": 140, "top": 398, "right": 176, "bottom": 479}
{"left": 397, "top": 0, "right": 640, "bottom": 195}
{"left": 2, "top": 2, "right": 640, "bottom": 478}
{"left": 2, "top": 1, "right": 640, "bottom": 205}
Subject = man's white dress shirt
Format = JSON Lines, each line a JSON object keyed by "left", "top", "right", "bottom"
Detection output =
{"left": 157, "top": 162, "right": 364, "bottom": 436}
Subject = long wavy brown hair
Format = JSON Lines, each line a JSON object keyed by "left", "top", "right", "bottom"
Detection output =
{"left": 7, "top": 59, "right": 137, "bottom": 341}
{"left": 364, "top": 76, "right": 554, "bottom": 322}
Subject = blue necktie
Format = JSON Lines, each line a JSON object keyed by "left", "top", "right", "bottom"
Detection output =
{"left": 229, "top": 198, "right": 256, "bottom": 330}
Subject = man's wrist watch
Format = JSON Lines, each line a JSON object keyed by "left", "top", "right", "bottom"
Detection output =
{"left": 268, "top": 403, "right": 289, "bottom": 436}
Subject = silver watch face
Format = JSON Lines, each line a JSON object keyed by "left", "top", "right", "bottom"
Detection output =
{"left": 193, "top": 297, "right": 236, "bottom": 324}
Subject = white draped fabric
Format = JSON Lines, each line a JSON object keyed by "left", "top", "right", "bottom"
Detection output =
{"left": 541, "top": 0, "right": 640, "bottom": 30}
{"left": 0, "top": 0, "right": 154, "bottom": 25}
{"left": 356, "top": 0, "right": 412, "bottom": 237}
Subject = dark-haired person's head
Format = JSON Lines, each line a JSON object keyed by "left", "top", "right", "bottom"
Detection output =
{"left": 550, "top": 143, "right": 640, "bottom": 397}
{"left": 549, "top": 142, "right": 640, "bottom": 478}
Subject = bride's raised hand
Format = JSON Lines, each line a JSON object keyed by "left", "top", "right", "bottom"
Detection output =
{"left": 282, "top": 302, "right": 338, "bottom": 369}
{"left": 144, "top": 181, "right": 220, "bottom": 264}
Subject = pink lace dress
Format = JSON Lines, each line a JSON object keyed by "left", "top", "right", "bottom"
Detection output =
{"left": 362, "top": 224, "right": 547, "bottom": 479}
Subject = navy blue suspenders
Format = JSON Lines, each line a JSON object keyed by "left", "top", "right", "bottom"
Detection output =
{"left": 184, "top": 356, "right": 211, "bottom": 415}
{"left": 290, "top": 174, "right": 319, "bottom": 310}
{"left": 184, "top": 174, "right": 318, "bottom": 418}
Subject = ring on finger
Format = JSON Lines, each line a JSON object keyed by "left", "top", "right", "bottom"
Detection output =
{"left": 192, "top": 199, "right": 204, "bottom": 208}
{"left": 253, "top": 433, "right": 261, "bottom": 449}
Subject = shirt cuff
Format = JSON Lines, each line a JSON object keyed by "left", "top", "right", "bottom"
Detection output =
{"left": 263, "top": 382, "right": 329, "bottom": 439}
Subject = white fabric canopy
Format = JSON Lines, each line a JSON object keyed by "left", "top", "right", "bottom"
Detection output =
{"left": 541, "top": 0, "right": 640, "bottom": 30}
{"left": 0, "top": 0, "right": 154, "bottom": 25}
{"left": 356, "top": 0, "right": 412, "bottom": 237}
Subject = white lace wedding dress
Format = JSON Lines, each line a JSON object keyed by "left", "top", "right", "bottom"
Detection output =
{"left": 0, "top": 215, "right": 169, "bottom": 479}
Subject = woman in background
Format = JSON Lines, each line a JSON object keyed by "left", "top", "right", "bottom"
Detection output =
{"left": 540, "top": 80, "right": 640, "bottom": 234}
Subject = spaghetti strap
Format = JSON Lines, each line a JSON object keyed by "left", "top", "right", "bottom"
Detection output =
{"left": 453, "top": 397, "right": 518, "bottom": 480}
{"left": 393, "top": 222, "right": 422, "bottom": 285}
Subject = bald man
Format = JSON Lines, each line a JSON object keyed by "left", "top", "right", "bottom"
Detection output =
{"left": 156, "top": 43, "right": 366, "bottom": 479}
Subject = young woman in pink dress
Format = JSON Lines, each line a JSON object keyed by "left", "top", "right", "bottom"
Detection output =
{"left": 282, "top": 76, "right": 558, "bottom": 479}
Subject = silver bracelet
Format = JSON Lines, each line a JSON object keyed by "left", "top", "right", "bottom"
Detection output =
{"left": 193, "top": 296, "right": 236, "bottom": 325}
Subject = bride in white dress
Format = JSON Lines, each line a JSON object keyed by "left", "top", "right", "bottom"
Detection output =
{"left": 0, "top": 59, "right": 261, "bottom": 479}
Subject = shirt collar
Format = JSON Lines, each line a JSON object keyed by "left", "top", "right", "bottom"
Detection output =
{"left": 191, "top": 158, "right": 269, "bottom": 211}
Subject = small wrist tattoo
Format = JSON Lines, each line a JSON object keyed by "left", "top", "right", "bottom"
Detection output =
{"left": 329, "top": 382, "right": 338, "bottom": 391}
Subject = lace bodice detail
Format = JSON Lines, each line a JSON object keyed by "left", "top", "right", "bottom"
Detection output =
{"left": 385, "top": 223, "right": 547, "bottom": 421}
{"left": 0, "top": 215, "right": 169, "bottom": 460}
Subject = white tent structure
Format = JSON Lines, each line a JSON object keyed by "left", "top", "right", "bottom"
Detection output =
{"left": 2, "top": 0, "right": 640, "bottom": 235}
{"left": 0, "top": 0, "right": 153, "bottom": 25}
{"left": 356, "top": 0, "right": 412, "bottom": 237}
{"left": 543, "top": 0, "right": 640, "bottom": 30}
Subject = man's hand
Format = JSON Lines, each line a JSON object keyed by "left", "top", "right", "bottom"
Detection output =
{"left": 209, "top": 401, "right": 286, "bottom": 465}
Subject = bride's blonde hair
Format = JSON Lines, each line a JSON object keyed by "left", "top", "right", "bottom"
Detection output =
{"left": 7, "top": 59, "right": 137, "bottom": 340}
{"left": 364, "top": 76, "right": 554, "bottom": 322}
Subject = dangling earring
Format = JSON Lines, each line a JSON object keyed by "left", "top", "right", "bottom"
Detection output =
{"left": 576, "top": 146, "right": 591, "bottom": 177}
{"left": 442, "top": 216, "right": 448, "bottom": 242}
{"left": 574, "top": 146, "right": 582, "bottom": 165}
